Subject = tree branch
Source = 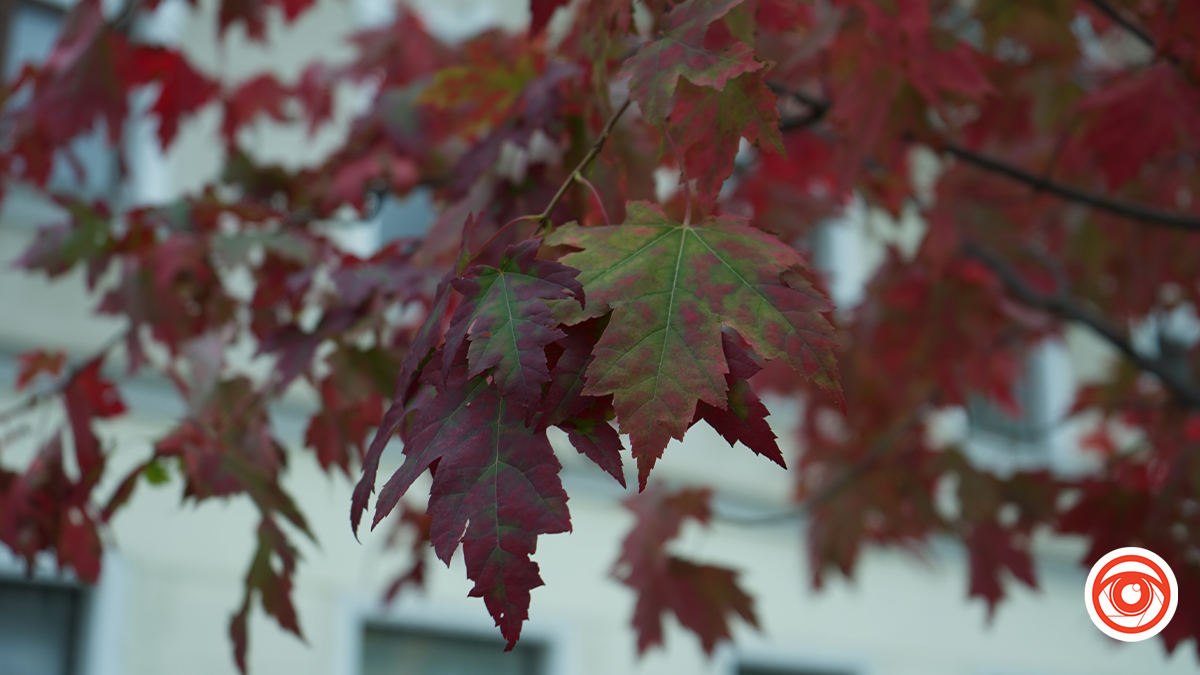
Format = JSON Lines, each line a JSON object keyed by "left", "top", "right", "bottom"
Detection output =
{"left": 767, "top": 83, "right": 830, "bottom": 131}
{"left": 1085, "top": 0, "right": 1155, "bottom": 50}
{"left": 536, "top": 98, "right": 632, "bottom": 232}
{"left": 0, "top": 328, "right": 130, "bottom": 426}
{"left": 771, "top": 86, "right": 1200, "bottom": 232}
{"left": 941, "top": 144, "right": 1200, "bottom": 233}
{"left": 963, "top": 241, "right": 1200, "bottom": 408}
{"left": 465, "top": 99, "right": 631, "bottom": 262}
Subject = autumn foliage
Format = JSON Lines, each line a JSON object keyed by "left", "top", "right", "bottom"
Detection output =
{"left": 4, "top": 0, "right": 1200, "bottom": 669}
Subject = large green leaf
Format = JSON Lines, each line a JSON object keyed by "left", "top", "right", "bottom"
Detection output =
{"left": 548, "top": 201, "right": 839, "bottom": 485}
{"left": 445, "top": 238, "right": 585, "bottom": 408}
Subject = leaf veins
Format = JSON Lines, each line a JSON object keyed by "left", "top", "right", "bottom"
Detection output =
{"left": 548, "top": 201, "right": 839, "bottom": 486}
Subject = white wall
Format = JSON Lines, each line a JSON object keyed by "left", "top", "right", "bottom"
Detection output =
{"left": 1, "top": 1, "right": 1198, "bottom": 674}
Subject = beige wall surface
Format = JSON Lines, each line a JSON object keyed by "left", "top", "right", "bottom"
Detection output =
{"left": 1, "top": 1, "right": 1198, "bottom": 675}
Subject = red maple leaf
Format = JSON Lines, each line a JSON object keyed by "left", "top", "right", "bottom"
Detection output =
{"left": 619, "top": 0, "right": 763, "bottom": 125}
{"left": 369, "top": 348, "right": 571, "bottom": 647}
{"left": 614, "top": 486, "right": 758, "bottom": 653}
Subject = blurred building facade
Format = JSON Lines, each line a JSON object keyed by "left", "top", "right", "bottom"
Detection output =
{"left": 1, "top": 1, "right": 1198, "bottom": 674}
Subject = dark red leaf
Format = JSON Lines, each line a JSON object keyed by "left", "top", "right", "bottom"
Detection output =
{"left": 371, "top": 348, "right": 571, "bottom": 647}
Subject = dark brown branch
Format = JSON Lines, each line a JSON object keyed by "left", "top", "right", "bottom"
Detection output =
{"left": 769, "top": 83, "right": 830, "bottom": 131}
{"left": 942, "top": 144, "right": 1200, "bottom": 233}
{"left": 771, "top": 85, "right": 1200, "bottom": 232}
{"left": 963, "top": 241, "right": 1200, "bottom": 408}
{"left": 1085, "top": 0, "right": 1155, "bottom": 50}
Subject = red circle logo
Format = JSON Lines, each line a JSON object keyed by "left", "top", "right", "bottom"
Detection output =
{"left": 1085, "top": 547, "right": 1178, "bottom": 641}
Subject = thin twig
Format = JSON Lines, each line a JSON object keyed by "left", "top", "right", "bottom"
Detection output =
{"left": 963, "top": 241, "right": 1200, "bottom": 408}
{"left": 0, "top": 328, "right": 131, "bottom": 426}
{"left": 942, "top": 144, "right": 1200, "bottom": 233}
{"left": 574, "top": 173, "right": 612, "bottom": 226}
{"left": 466, "top": 215, "right": 539, "bottom": 263}
{"left": 464, "top": 100, "right": 631, "bottom": 262}
{"left": 535, "top": 99, "right": 633, "bottom": 234}
{"left": 663, "top": 128, "right": 691, "bottom": 227}
{"left": 1085, "top": 0, "right": 1155, "bottom": 50}
{"left": 770, "top": 85, "right": 1200, "bottom": 232}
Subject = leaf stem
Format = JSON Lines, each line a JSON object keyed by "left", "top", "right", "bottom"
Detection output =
{"left": 465, "top": 99, "right": 633, "bottom": 263}
{"left": 535, "top": 98, "right": 633, "bottom": 234}
{"left": 574, "top": 173, "right": 612, "bottom": 226}
{"left": 662, "top": 128, "right": 691, "bottom": 227}
{"left": 467, "top": 215, "right": 540, "bottom": 264}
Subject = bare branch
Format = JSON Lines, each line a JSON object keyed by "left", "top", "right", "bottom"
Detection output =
{"left": 942, "top": 144, "right": 1200, "bottom": 233}
{"left": 0, "top": 328, "right": 130, "bottom": 426}
{"left": 963, "top": 241, "right": 1200, "bottom": 408}
{"left": 770, "top": 85, "right": 1200, "bottom": 232}
{"left": 466, "top": 99, "right": 632, "bottom": 263}
{"left": 535, "top": 98, "right": 632, "bottom": 232}
{"left": 1085, "top": 0, "right": 1155, "bottom": 50}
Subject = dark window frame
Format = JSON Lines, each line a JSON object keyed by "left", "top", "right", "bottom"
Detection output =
{"left": 0, "top": 573, "right": 90, "bottom": 675}
{"left": 0, "top": 0, "right": 71, "bottom": 78}
{"left": 360, "top": 621, "right": 548, "bottom": 675}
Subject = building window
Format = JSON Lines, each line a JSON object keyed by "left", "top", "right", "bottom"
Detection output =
{"left": 1, "top": 0, "right": 118, "bottom": 201}
{"left": 361, "top": 624, "right": 545, "bottom": 675}
{"left": 738, "top": 665, "right": 853, "bottom": 675}
{"left": 966, "top": 356, "right": 1049, "bottom": 448}
{"left": 0, "top": 578, "right": 87, "bottom": 675}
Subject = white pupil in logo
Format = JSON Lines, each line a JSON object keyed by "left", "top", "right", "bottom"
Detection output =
{"left": 1121, "top": 583, "right": 1141, "bottom": 604}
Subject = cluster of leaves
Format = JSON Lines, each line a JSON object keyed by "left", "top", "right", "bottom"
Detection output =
{"left": 4, "top": 0, "right": 1200, "bottom": 669}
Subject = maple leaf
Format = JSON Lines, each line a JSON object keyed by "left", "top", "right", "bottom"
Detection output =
{"left": 692, "top": 334, "right": 783, "bottom": 467}
{"left": 1073, "top": 65, "right": 1200, "bottom": 189}
{"left": 0, "top": 434, "right": 103, "bottom": 583}
{"left": 304, "top": 378, "right": 384, "bottom": 474}
{"left": 344, "top": 10, "right": 448, "bottom": 87}
{"left": 965, "top": 521, "right": 1037, "bottom": 619}
{"left": 370, "top": 349, "right": 571, "bottom": 648}
{"left": 614, "top": 486, "right": 758, "bottom": 653}
{"left": 156, "top": 378, "right": 312, "bottom": 538}
{"left": 62, "top": 357, "right": 126, "bottom": 485}
{"left": 619, "top": 0, "right": 763, "bottom": 125}
{"left": 14, "top": 350, "right": 66, "bottom": 391}
{"left": 303, "top": 346, "right": 395, "bottom": 474}
{"left": 530, "top": 0, "right": 572, "bottom": 36}
{"left": 15, "top": 199, "right": 114, "bottom": 285}
{"left": 230, "top": 516, "right": 303, "bottom": 675}
{"left": 294, "top": 63, "right": 336, "bottom": 135}
{"left": 352, "top": 279, "right": 455, "bottom": 538}
{"left": 381, "top": 503, "right": 434, "bottom": 603}
{"left": 444, "top": 238, "right": 584, "bottom": 408}
{"left": 129, "top": 46, "right": 221, "bottom": 148}
{"left": 547, "top": 201, "right": 838, "bottom": 486}
{"left": 215, "top": 0, "right": 318, "bottom": 41}
{"left": 32, "top": 0, "right": 129, "bottom": 142}
{"left": 420, "top": 45, "right": 539, "bottom": 137}
{"left": 669, "top": 69, "right": 784, "bottom": 209}
{"left": 540, "top": 319, "right": 627, "bottom": 485}
{"left": 222, "top": 75, "right": 293, "bottom": 147}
